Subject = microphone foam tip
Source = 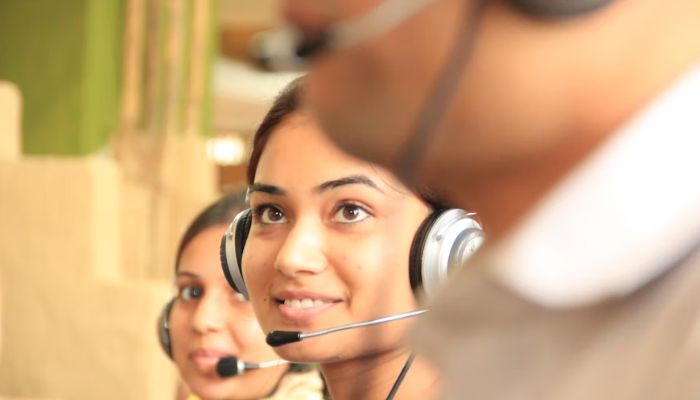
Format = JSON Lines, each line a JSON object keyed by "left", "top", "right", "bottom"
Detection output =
{"left": 266, "top": 331, "right": 302, "bottom": 347}
{"left": 216, "top": 357, "right": 240, "bottom": 377}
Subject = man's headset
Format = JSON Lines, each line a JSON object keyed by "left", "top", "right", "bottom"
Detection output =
{"left": 251, "top": 0, "right": 615, "bottom": 182}
{"left": 251, "top": 0, "right": 615, "bottom": 71}
{"left": 219, "top": 208, "right": 484, "bottom": 300}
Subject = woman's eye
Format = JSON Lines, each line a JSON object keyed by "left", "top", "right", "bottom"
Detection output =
{"left": 334, "top": 204, "right": 371, "bottom": 224}
{"left": 179, "top": 285, "right": 203, "bottom": 301}
{"left": 256, "top": 205, "right": 287, "bottom": 224}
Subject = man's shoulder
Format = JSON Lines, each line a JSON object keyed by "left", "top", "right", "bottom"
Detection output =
{"left": 410, "top": 245, "right": 700, "bottom": 399}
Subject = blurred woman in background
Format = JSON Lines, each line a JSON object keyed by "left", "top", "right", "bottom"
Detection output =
{"left": 159, "top": 191, "right": 325, "bottom": 400}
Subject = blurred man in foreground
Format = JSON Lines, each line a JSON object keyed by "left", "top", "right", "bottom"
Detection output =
{"left": 265, "top": 0, "right": 700, "bottom": 398}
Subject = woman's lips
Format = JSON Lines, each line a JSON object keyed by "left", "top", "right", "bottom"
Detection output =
{"left": 189, "top": 349, "right": 231, "bottom": 370}
{"left": 273, "top": 290, "right": 342, "bottom": 323}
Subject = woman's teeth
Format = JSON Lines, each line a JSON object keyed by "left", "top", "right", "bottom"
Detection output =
{"left": 284, "top": 298, "right": 327, "bottom": 309}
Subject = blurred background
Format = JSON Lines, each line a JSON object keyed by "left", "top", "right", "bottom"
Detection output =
{"left": 0, "top": 1, "right": 298, "bottom": 398}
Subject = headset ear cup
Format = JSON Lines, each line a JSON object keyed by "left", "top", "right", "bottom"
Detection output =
{"left": 410, "top": 209, "right": 484, "bottom": 298}
{"left": 235, "top": 210, "right": 253, "bottom": 269}
{"left": 157, "top": 298, "right": 175, "bottom": 359}
{"left": 409, "top": 211, "right": 444, "bottom": 294}
{"left": 220, "top": 209, "right": 253, "bottom": 299}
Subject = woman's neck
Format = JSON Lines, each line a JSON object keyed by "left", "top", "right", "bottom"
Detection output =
{"left": 320, "top": 348, "right": 440, "bottom": 400}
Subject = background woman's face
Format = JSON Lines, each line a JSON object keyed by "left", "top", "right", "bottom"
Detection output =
{"left": 170, "top": 224, "right": 286, "bottom": 400}
{"left": 243, "top": 114, "right": 431, "bottom": 363}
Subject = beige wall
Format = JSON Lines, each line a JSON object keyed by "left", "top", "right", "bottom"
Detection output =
{"left": 118, "top": 132, "right": 219, "bottom": 281}
{"left": 0, "top": 81, "right": 19, "bottom": 369}
{"left": 219, "top": 0, "right": 279, "bottom": 26}
{"left": 0, "top": 156, "right": 178, "bottom": 400}
{"left": 0, "top": 82, "right": 20, "bottom": 161}
{"left": 0, "top": 80, "right": 218, "bottom": 399}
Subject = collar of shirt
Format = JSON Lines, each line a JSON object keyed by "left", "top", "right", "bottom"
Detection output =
{"left": 485, "top": 62, "right": 700, "bottom": 308}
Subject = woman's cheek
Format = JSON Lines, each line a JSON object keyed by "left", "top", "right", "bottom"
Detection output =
{"left": 251, "top": 295, "right": 273, "bottom": 331}
{"left": 238, "top": 320, "right": 264, "bottom": 347}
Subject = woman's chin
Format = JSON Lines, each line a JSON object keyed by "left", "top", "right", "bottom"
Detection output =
{"left": 273, "top": 342, "right": 346, "bottom": 364}
{"left": 190, "top": 383, "right": 230, "bottom": 400}
{"left": 192, "top": 381, "right": 261, "bottom": 400}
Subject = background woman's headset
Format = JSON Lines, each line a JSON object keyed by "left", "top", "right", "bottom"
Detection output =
{"left": 219, "top": 208, "right": 484, "bottom": 300}
{"left": 157, "top": 298, "right": 175, "bottom": 358}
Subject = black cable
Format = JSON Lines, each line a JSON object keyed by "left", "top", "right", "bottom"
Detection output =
{"left": 385, "top": 352, "right": 416, "bottom": 400}
{"left": 395, "top": 0, "right": 489, "bottom": 185}
{"left": 385, "top": 3, "right": 486, "bottom": 398}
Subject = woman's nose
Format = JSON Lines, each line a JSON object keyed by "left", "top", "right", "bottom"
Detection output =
{"left": 274, "top": 218, "right": 327, "bottom": 277}
{"left": 191, "top": 292, "right": 227, "bottom": 334}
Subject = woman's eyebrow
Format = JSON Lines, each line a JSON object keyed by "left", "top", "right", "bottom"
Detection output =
{"left": 248, "top": 183, "right": 286, "bottom": 195}
{"left": 175, "top": 270, "right": 199, "bottom": 279}
{"left": 315, "top": 175, "right": 384, "bottom": 193}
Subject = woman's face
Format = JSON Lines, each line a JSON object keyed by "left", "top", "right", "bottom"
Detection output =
{"left": 243, "top": 113, "right": 432, "bottom": 363}
{"left": 170, "top": 224, "right": 286, "bottom": 400}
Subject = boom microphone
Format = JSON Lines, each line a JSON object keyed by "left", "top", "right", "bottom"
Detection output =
{"left": 249, "top": 0, "right": 432, "bottom": 70}
{"left": 266, "top": 310, "right": 427, "bottom": 347}
{"left": 216, "top": 356, "right": 288, "bottom": 377}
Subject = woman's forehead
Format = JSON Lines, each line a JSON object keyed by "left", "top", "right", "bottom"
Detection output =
{"left": 258, "top": 120, "right": 407, "bottom": 192}
{"left": 253, "top": 161, "right": 406, "bottom": 198}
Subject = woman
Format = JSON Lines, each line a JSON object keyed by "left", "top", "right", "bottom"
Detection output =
{"left": 226, "top": 78, "right": 482, "bottom": 399}
{"left": 159, "top": 192, "right": 325, "bottom": 400}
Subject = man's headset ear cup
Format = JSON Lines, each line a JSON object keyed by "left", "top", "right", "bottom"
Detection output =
{"left": 220, "top": 209, "right": 253, "bottom": 299}
{"left": 157, "top": 298, "right": 175, "bottom": 359}
{"left": 506, "top": 0, "right": 614, "bottom": 18}
{"left": 409, "top": 209, "right": 484, "bottom": 298}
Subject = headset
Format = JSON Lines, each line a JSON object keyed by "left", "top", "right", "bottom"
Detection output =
{"left": 251, "top": 0, "right": 615, "bottom": 71}
{"left": 157, "top": 297, "right": 176, "bottom": 358}
{"left": 157, "top": 295, "right": 290, "bottom": 377}
{"left": 220, "top": 208, "right": 484, "bottom": 300}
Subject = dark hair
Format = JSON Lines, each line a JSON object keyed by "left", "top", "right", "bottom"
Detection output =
{"left": 175, "top": 190, "right": 247, "bottom": 270}
{"left": 246, "top": 76, "right": 304, "bottom": 185}
{"left": 246, "top": 76, "right": 451, "bottom": 210}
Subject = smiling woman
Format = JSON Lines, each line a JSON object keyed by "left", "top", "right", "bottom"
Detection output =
{"left": 221, "top": 77, "right": 482, "bottom": 400}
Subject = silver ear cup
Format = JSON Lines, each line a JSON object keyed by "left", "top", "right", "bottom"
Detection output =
{"left": 420, "top": 209, "right": 484, "bottom": 297}
{"left": 221, "top": 210, "right": 251, "bottom": 300}
{"left": 157, "top": 298, "right": 175, "bottom": 358}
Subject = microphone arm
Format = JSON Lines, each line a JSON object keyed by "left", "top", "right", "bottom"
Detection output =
{"left": 267, "top": 309, "right": 427, "bottom": 347}
{"left": 248, "top": 359, "right": 289, "bottom": 369}
{"left": 217, "top": 356, "right": 288, "bottom": 377}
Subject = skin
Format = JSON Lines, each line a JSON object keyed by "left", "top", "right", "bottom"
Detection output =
{"left": 280, "top": 0, "right": 700, "bottom": 239}
{"left": 170, "top": 224, "right": 287, "bottom": 400}
{"left": 242, "top": 113, "right": 439, "bottom": 399}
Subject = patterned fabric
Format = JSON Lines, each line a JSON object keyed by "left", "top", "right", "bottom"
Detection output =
{"left": 265, "top": 369, "right": 325, "bottom": 400}
{"left": 184, "top": 369, "right": 325, "bottom": 400}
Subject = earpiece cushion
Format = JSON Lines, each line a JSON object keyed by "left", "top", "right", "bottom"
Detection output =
{"left": 157, "top": 298, "right": 175, "bottom": 358}
{"left": 409, "top": 210, "right": 444, "bottom": 293}
{"left": 220, "top": 209, "right": 253, "bottom": 297}
{"left": 220, "top": 234, "right": 238, "bottom": 291}
{"left": 234, "top": 209, "right": 253, "bottom": 269}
